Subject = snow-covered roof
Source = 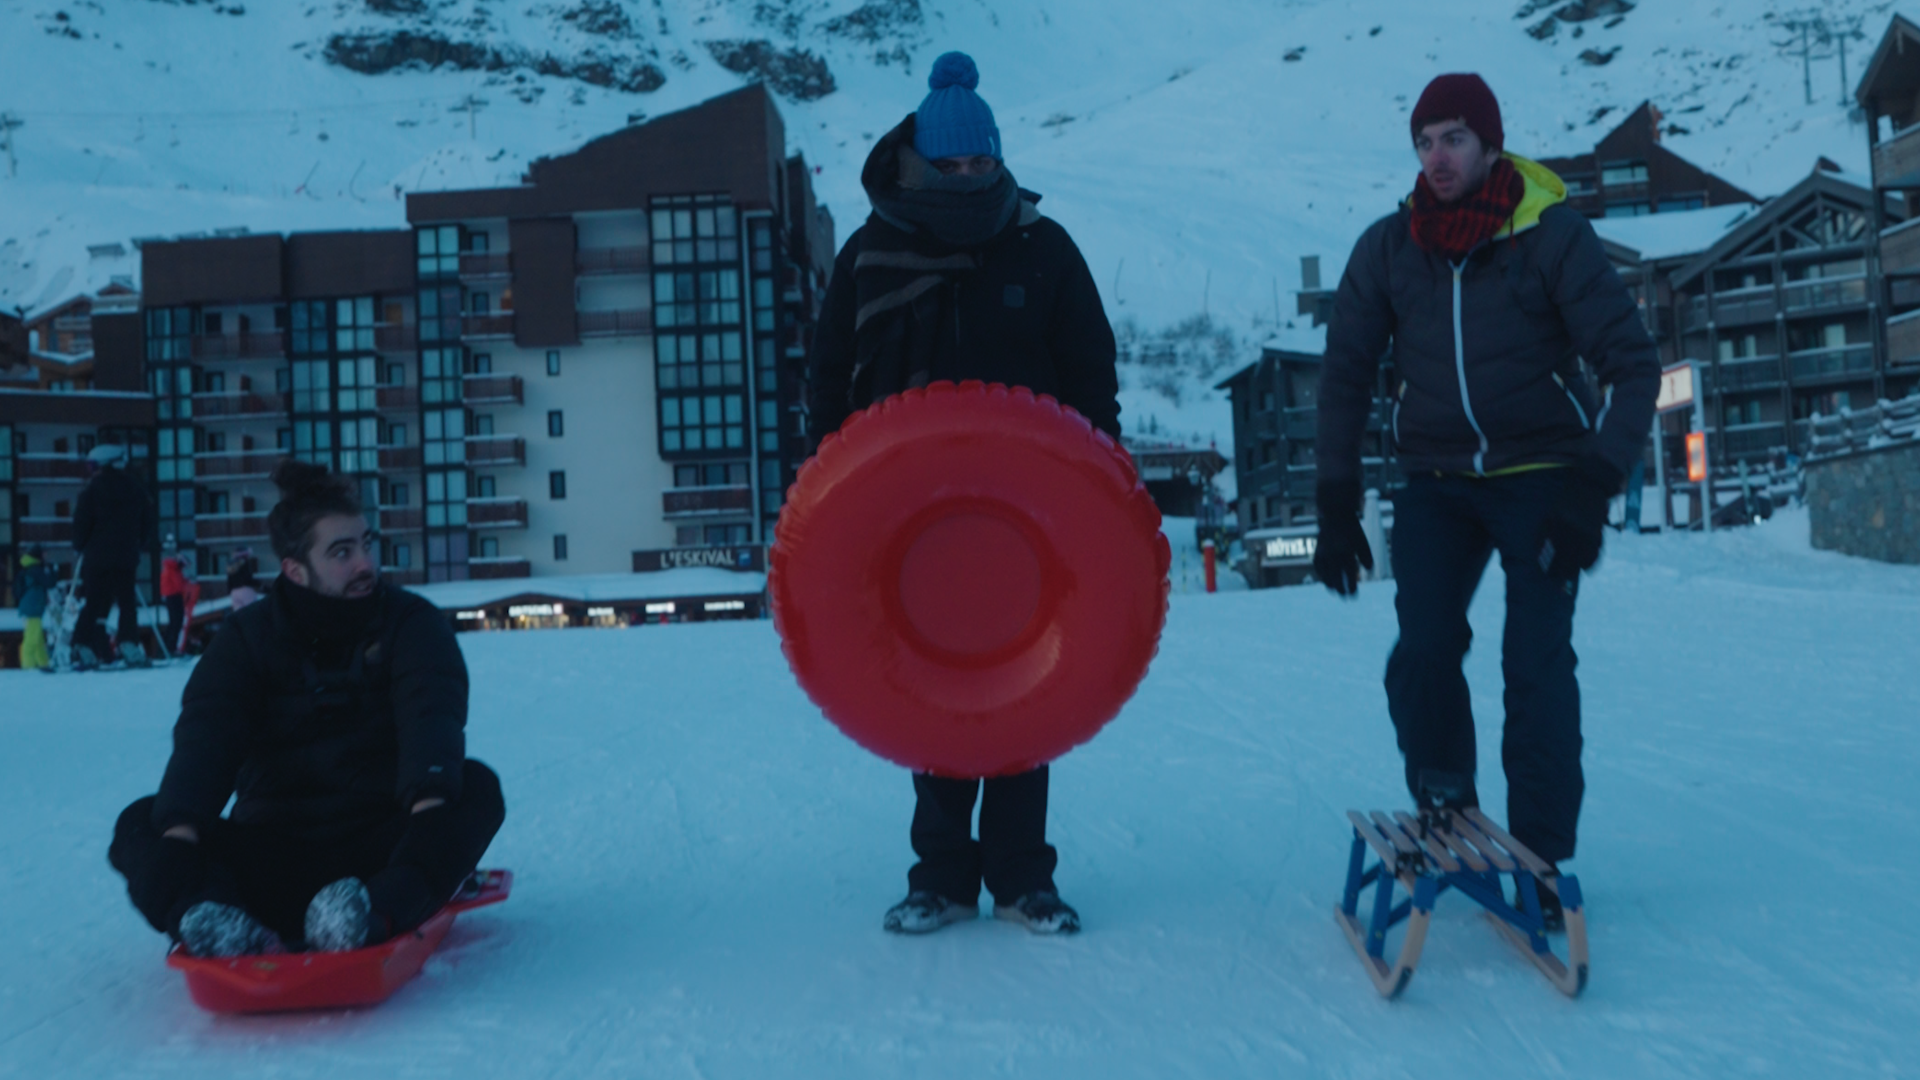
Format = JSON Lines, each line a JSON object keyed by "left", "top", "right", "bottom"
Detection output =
{"left": 406, "top": 568, "right": 766, "bottom": 612}
{"left": 1591, "top": 203, "right": 1754, "bottom": 262}
{"left": 1258, "top": 323, "right": 1329, "bottom": 357}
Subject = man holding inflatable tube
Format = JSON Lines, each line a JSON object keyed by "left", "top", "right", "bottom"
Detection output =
{"left": 807, "top": 50, "right": 1120, "bottom": 936}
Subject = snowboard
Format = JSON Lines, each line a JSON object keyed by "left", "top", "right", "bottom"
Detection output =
{"left": 167, "top": 869, "right": 513, "bottom": 1014}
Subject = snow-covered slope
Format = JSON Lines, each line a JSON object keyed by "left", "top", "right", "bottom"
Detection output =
{"left": 2, "top": 510, "right": 1918, "bottom": 1077}
{"left": 0, "top": 0, "right": 1898, "bottom": 442}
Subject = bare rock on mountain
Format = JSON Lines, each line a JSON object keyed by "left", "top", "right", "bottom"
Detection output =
{"left": 703, "top": 39, "right": 836, "bottom": 100}
{"left": 324, "top": 30, "right": 667, "bottom": 92}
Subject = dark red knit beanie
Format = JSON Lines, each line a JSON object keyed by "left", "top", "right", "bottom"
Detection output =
{"left": 1410, "top": 74, "right": 1503, "bottom": 151}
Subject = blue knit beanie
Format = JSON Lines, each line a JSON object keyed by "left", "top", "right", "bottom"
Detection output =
{"left": 914, "top": 52, "right": 1001, "bottom": 161}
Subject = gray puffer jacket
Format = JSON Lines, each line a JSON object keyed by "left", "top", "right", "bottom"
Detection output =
{"left": 1316, "top": 159, "right": 1659, "bottom": 488}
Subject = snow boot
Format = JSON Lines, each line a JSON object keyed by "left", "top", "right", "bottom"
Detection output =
{"left": 305, "top": 877, "right": 374, "bottom": 952}
{"left": 71, "top": 644, "right": 102, "bottom": 671}
{"left": 177, "top": 902, "right": 286, "bottom": 958}
{"left": 1516, "top": 871, "right": 1566, "bottom": 933}
{"left": 117, "top": 641, "right": 151, "bottom": 668}
{"left": 994, "top": 890, "right": 1081, "bottom": 935}
{"left": 882, "top": 891, "right": 978, "bottom": 934}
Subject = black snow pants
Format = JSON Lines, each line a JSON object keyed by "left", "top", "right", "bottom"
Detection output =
{"left": 109, "top": 759, "right": 506, "bottom": 946}
{"left": 1385, "top": 471, "right": 1584, "bottom": 864}
{"left": 908, "top": 766, "right": 1057, "bottom": 907}
{"left": 74, "top": 562, "right": 139, "bottom": 659}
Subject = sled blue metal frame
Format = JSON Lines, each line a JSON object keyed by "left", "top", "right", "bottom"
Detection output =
{"left": 1335, "top": 808, "right": 1589, "bottom": 999}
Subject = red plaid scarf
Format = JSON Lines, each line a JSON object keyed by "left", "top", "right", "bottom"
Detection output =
{"left": 1409, "top": 157, "right": 1525, "bottom": 261}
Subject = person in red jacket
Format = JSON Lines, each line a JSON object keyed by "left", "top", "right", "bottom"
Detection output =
{"left": 159, "top": 537, "right": 192, "bottom": 653}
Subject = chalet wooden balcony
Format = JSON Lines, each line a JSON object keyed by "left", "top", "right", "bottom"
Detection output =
{"left": 467, "top": 497, "right": 528, "bottom": 529}
{"left": 1782, "top": 275, "right": 1868, "bottom": 313}
{"left": 13, "top": 454, "right": 90, "bottom": 483}
{"left": 196, "top": 513, "right": 270, "bottom": 541}
{"left": 468, "top": 556, "right": 531, "bottom": 579}
{"left": 191, "top": 392, "right": 288, "bottom": 420}
{"left": 663, "top": 485, "right": 752, "bottom": 518}
{"left": 1889, "top": 311, "right": 1920, "bottom": 365}
{"left": 579, "top": 308, "right": 652, "bottom": 337}
{"left": 379, "top": 506, "right": 424, "bottom": 532}
{"left": 1872, "top": 123, "right": 1920, "bottom": 189}
{"left": 461, "top": 314, "right": 515, "bottom": 340}
{"left": 466, "top": 435, "right": 526, "bottom": 467}
{"left": 378, "top": 445, "right": 422, "bottom": 470}
{"left": 190, "top": 331, "right": 284, "bottom": 361}
{"left": 1882, "top": 220, "right": 1920, "bottom": 278}
{"left": 1283, "top": 406, "right": 1317, "bottom": 441}
{"left": 1787, "top": 344, "right": 1875, "bottom": 383}
{"left": 1710, "top": 357, "right": 1784, "bottom": 392}
{"left": 1680, "top": 288, "right": 1776, "bottom": 332}
{"left": 375, "top": 384, "right": 419, "bottom": 412}
{"left": 458, "top": 253, "right": 512, "bottom": 279}
{"left": 18, "top": 518, "right": 72, "bottom": 545}
{"left": 195, "top": 451, "right": 283, "bottom": 480}
{"left": 462, "top": 374, "right": 524, "bottom": 405}
{"left": 577, "top": 246, "right": 650, "bottom": 275}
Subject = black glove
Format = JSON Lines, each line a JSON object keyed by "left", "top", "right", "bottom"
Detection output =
{"left": 1536, "top": 458, "right": 1622, "bottom": 580}
{"left": 126, "top": 836, "right": 209, "bottom": 933}
{"left": 1313, "top": 480, "right": 1374, "bottom": 597}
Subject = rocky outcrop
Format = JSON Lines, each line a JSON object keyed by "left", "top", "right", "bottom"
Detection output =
{"left": 324, "top": 30, "right": 667, "bottom": 93}
{"left": 702, "top": 39, "right": 836, "bottom": 101}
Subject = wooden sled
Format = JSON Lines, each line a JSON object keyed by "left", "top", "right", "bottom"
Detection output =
{"left": 1336, "top": 809, "right": 1587, "bottom": 1000}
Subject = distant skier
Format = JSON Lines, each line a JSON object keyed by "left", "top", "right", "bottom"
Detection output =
{"left": 159, "top": 536, "right": 192, "bottom": 653}
{"left": 808, "top": 51, "right": 1120, "bottom": 936}
{"left": 70, "top": 442, "right": 154, "bottom": 666}
{"left": 226, "top": 546, "right": 261, "bottom": 609}
{"left": 13, "top": 544, "right": 55, "bottom": 670}
{"left": 108, "top": 460, "right": 506, "bottom": 958}
{"left": 1312, "top": 75, "right": 1659, "bottom": 927}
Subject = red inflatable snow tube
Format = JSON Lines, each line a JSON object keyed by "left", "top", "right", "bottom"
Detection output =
{"left": 772, "top": 381, "right": 1170, "bottom": 778}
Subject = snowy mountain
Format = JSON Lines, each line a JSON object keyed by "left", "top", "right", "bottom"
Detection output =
{"left": 0, "top": 0, "right": 1901, "bottom": 446}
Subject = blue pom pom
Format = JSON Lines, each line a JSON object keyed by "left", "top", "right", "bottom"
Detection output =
{"left": 928, "top": 52, "right": 979, "bottom": 92}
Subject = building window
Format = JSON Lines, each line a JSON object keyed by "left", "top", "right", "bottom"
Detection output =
{"left": 546, "top": 349, "right": 561, "bottom": 376}
{"left": 1604, "top": 203, "right": 1653, "bottom": 218}
{"left": 472, "top": 414, "right": 494, "bottom": 436}
{"left": 390, "top": 543, "right": 412, "bottom": 569}
{"left": 660, "top": 393, "right": 745, "bottom": 452}
{"left": 466, "top": 351, "right": 492, "bottom": 374}
{"left": 547, "top": 410, "right": 564, "bottom": 437}
{"left": 277, "top": 428, "right": 292, "bottom": 451}
{"left": 1600, "top": 161, "right": 1649, "bottom": 186}
{"left": 478, "top": 536, "right": 499, "bottom": 558}
{"left": 549, "top": 470, "right": 567, "bottom": 499}
{"left": 416, "top": 225, "right": 462, "bottom": 279}
{"left": 651, "top": 197, "right": 739, "bottom": 267}
{"left": 553, "top": 534, "right": 569, "bottom": 561}
{"left": 703, "top": 523, "right": 751, "bottom": 545}
{"left": 674, "top": 462, "right": 748, "bottom": 487}
{"left": 474, "top": 475, "right": 496, "bottom": 498}
{"left": 675, "top": 525, "right": 701, "bottom": 546}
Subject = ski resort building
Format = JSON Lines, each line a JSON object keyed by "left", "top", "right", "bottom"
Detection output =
{"left": 131, "top": 84, "right": 832, "bottom": 592}
{"left": 1536, "top": 102, "right": 1757, "bottom": 220}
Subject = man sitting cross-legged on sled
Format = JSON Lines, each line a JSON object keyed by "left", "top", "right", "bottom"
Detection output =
{"left": 109, "top": 460, "right": 506, "bottom": 957}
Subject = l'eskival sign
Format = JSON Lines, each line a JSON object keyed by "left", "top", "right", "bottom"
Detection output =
{"left": 632, "top": 545, "right": 766, "bottom": 573}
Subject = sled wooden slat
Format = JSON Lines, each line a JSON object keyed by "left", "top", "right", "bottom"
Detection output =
{"left": 1388, "top": 811, "right": 1463, "bottom": 874}
{"left": 1461, "top": 809, "right": 1557, "bottom": 879}
{"left": 1363, "top": 810, "right": 1425, "bottom": 863}
{"left": 1444, "top": 813, "right": 1516, "bottom": 872}
{"left": 1346, "top": 810, "right": 1403, "bottom": 865}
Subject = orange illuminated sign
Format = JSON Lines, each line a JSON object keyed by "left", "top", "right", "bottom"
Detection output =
{"left": 1686, "top": 432, "right": 1707, "bottom": 483}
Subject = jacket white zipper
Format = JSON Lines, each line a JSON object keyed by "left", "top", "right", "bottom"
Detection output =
{"left": 1554, "top": 372, "right": 1591, "bottom": 430}
{"left": 1452, "top": 263, "right": 1490, "bottom": 474}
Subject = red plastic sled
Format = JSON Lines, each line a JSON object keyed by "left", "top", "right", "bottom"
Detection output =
{"left": 772, "top": 381, "right": 1170, "bottom": 778}
{"left": 166, "top": 869, "right": 512, "bottom": 1014}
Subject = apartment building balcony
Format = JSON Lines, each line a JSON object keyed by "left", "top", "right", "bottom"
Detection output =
{"left": 13, "top": 453, "right": 89, "bottom": 484}
{"left": 1787, "top": 344, "right": 1875, "bottom": 383}
{"left": 381, "top": 567, "right": 427, "bottom": 586}
{"left": 378, "top": 506, "right": 424, "bottom": 532}
{"left": 459, "top": 252, "right": 512, "bottom": 280}
{"left": 462, "top": 373, "right": 524, "bottom": 405}
{"left": 1711, "top": 356, "right": 1784, "bottom": 392}
{"left": 467, "top": 496, "right": 528, "bottom": 529}
{"left": 1890, "top": 311, "right": 1920, "bottom": 366}
{"left": 1718, "top": 422, "right": 1789, "bottom": 457}
{"left": 576, "top": 246, "right": 650, "bottom": 276}
{"left": 466, "top": 434, "right": 526, "bottom": 467}
{"left": 469, "top": 556, "right": 531, "bottom": 579}
{"left": 374, "top": 324, "right": 417, "bottom": 353}
{"left": 1283, "top": 406, "right": 1317, "bottom": 441}
{"left": 194, "top": 451, "right": 283, "bottom": 480}
{"left": 378, "top": 445, "right": 422, "bottom": 470}
{"left": 17, "top": 518, "right": 72, "bottom": 545}
{"left": 1882, "top": 219, "right": 1920, "bottom": 277}
{"left": 190, "top": 331, "right": 284, "bottom": 362}
{"left": 663, "top": 485, "right": 752, "bottom": 518}
{"left": 1680, "top": 287, "right": 1777, "bottom": 332}
{"left": 192, "top": 391, "right": 288, "bottom": 421}
{"left": 196, "top": 512, "right": 270, "bottom": 542}
{"left": 578, "top": 308, "right": 653, "bottom": 338}
{"left": 1782, "top": 275, "right": 1868, "bottom": 313}
{"left": 375, "top": 384, "right": 419, "bottom": 412}
{"left": 1872, "top": 123, "right": 1920, "bottom": 188}
{"left": 461, "top": 314, "right": 515, "bottom": 340}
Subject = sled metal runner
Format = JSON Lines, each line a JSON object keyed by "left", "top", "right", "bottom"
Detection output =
{"left": 1335, "top": 808, "right": 1587, "bottom": 999}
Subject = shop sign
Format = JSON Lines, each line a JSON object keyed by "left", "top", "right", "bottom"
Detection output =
{"left": 632, "top": 545, "right": 766, "bottom": 573}
{"left": 1656, "top": 363, "right": 1697, "bottom": 414}
{"left": 509, "top": 603, "right": 562, "bottom": 618}
{"left": 455, "top": 610, "right": 487, "bottom": 621}
{"left": 587, "top": 606, "right": 617, "bottom": 619}
{"left": 1264, "top": 535, "right": 1317, "bottom": 563}
{"left": 704, "top": 599, "right": 747, "bottom": 612}
{"left": 645, "top": 601, "right": 676, "bottom": 615}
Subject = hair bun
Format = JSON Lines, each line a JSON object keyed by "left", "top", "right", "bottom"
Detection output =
{"left": 928, "top": 51, "right": 979, "bottom": 92}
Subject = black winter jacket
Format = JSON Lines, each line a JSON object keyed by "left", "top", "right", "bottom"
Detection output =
{"left": 807, "top": 148, "right": 1120, "bottom": 443}
{"left": 151, "top": 577, "right": 469, "bottom": 838}
{"left": 72, "top": 466, "right": 153, "bottom": 572}
{"left": 1316, "top": 162, "right": 1659, "bottom": 487}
